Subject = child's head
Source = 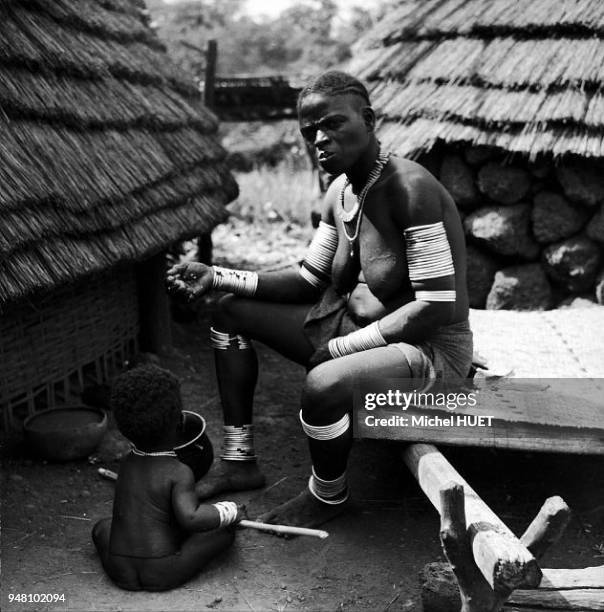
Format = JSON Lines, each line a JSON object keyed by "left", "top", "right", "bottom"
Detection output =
{"left": 110, "top": 364, "right": 182, "bottom": 449}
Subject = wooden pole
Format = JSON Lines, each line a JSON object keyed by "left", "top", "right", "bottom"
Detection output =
{"left": 439, "top": 483, "right": 506, "bottom": 611}
{"left": 404, "top": 444, "right": 542, "bottom": 592}
{"left": 519, "top": 496, "right": 571, "bottom": 559}
{"left": 137, "top": 252, "right": 172, "bottom": 355}
{"left": 204, "top": 39, "right": 217, "bottom": 110}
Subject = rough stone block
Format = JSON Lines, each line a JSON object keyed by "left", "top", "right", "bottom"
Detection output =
{"left": 532, "top": 191, "right": 588, "bottom": 244}
{"left": 477, "top": 162, "right": 531, "bottom": 204}
{"left": 528, "top": 157, "right": 552, "bottom": 179}
{"left": 586, "top": 204, "right": 604, "bottom": 243}
{"left": 464, "top": 204, "right": 540, "bottom": 259}
{"left": 465, "top": 245, "right": 499, "bottom": 308}
{"left": 556, "top": 161, "right": 604, "bottom": 208}
{"left": 542, "top": 236, "right": 602, "bottom": 292}
{"left": 464, "top": 145, "right": 496, "bottom": 166}
{"left": 439, "top": 155, "right": 479, "bottom": 211}
{"left": 486, "top": 263, "right": 553, "bottom": 310}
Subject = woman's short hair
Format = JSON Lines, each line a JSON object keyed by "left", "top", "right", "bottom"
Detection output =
{"left": 297, "top": 70, "right": 371, "bottom": 113}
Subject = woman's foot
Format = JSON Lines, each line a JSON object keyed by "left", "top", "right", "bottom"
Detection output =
{"left": 195, "top": 460, "right": 266, "bottom": 499}
{"left": 258, "top": 487, "right": 349, "bottom": 530}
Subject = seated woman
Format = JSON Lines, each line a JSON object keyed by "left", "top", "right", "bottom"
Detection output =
{"left": 92, "top": 365, "right": 244, "bottom": 591}
{"left": 166, "top": 70, "right": 472, "bottom": 529}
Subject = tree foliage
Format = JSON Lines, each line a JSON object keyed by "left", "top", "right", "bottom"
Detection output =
{"left": 147, "top": 0, "right": 378, "bottom": 80}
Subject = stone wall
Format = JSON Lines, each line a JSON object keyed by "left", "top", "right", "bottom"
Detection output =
{"left": 419, "top": 145, "right": 604, "bottom": 310}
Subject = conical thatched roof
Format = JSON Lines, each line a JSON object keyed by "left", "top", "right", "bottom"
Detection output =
{"left": 0, "top": 0, "right": 238, "bottom": 306}
{"left": 349, "top": 0, "right": 604, "bottom": 161}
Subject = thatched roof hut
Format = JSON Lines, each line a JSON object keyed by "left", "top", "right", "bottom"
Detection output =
{"left": 348, "top": 0, "right": 604, "bottom": 311}
{"left": 0, "top": 0, "right": 237, "bottom": 428}
{"left": 349, "top": 0, "right": 604, "bottom": 160}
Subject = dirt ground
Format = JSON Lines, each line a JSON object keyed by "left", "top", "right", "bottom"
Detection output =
{"left": 2, "top": 310, "right": 604, "bottom": 612}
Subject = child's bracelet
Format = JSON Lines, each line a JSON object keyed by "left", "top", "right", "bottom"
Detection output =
{"left": 212, "top": 501, "right": 239, "bottom": 526}
{"left": 212, "top": 266, "right": 258, "bottom": 297}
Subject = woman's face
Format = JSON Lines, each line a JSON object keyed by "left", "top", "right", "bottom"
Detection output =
{"left": 298, "top": 92, "right": 374, "bottom": 175}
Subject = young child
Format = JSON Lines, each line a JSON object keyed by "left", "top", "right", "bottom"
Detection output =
{"left": 92, "top": 364, "right": 244, "bottom": 591}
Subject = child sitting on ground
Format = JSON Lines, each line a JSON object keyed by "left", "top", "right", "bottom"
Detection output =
{"left": 92, "top": 364, "right": 244, "bottom": 591}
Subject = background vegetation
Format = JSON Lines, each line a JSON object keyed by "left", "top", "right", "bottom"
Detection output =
{"left": 146, "top": 0, "right": 389, "bottom": 268}
{"left": 146, "top": 0, "right": 383, "bottom": 79}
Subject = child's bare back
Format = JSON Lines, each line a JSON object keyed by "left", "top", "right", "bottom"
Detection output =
{"left": 92, "top": 365, "right": 242, "bottom": 591}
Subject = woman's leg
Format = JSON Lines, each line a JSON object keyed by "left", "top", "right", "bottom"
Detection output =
{"left": 196, "top": 296, "right": 315, "bottom": 499}
{"left": 260, "top": 343, "right": 432, "bottom": 528}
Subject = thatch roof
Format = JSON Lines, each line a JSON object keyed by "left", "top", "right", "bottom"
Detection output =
{"left": 0, "top": 0, "right": 238, "bottom": 306}
{"left": 349, "top": 0, "right": 604, "bottom": 161}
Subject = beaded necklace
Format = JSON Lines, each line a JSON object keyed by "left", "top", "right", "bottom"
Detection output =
{"left": 131, "top": 445, "right": 177, "bottom": 458}
{"left": 337, "top": 151, "right": 390, "bottom": 257}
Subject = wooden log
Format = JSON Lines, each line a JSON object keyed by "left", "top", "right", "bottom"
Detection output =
{"left": 357, "top": 378, "right": 604, "bottom": 454}
{"left": 421, "top": 564, "right": 604, "bottom": 612}
{"left": 538, "top": 565, "right": 604, "bottom": 589}
{"left": 520, "top": 496, "right": 571, "bottom": 559}
{"left": 509, "top": 564, "right": 604, "bottom": 610}
{"left": 507, "top": 587, "right": 604, "bottom": 610}
{"left": 404, "top": 444, "right": 542, "bottom": 592}
{"left": 419, "top": 492, "right": 570, "bottom": 611}
{"left": 137, "top": 252, "right": 172, "bottom": 355}
{"left": 204, "top": 39, "right": 217, "bottom": 110}
{"left": 439, "top": 483, "right": 506, "bottom": 611}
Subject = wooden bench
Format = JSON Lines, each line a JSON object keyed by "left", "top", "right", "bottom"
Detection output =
{"left": 355, "top": 307, "right": 604, "bottom": 611}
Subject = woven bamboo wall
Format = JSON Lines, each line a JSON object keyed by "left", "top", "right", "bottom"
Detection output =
{"left": 0, "top": 265, "right": 139, "bottom": 430}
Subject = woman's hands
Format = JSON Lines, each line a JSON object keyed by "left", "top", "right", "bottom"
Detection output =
{"left": 166, "top": 262, "right": 214, "bottom": 302}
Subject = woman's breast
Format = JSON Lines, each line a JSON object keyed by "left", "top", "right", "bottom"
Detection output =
{"left": 347, "top": 252, "right": 414, "bottom": 324}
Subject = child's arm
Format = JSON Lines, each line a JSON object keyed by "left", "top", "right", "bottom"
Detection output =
{"left": 172, "top": 464, "right": 244, "bottom": 531}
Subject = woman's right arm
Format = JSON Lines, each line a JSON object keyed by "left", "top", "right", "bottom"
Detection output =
{"left": 166, "top": 184, "right": 340, "bottom": 304}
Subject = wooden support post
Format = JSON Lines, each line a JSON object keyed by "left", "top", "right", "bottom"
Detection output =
{"left": 204, "top": 39, "right": 217, "bottom": 110}
{"left": 420, "top": 494, "right": 573, "bottom": 611}
{"left": 404, "top": 444, "right": 542, "bottom": 593}
{"left": 439, "top": 482, "right": 507, "bottom": 611}
{"left": 137, "top": 252, "right": 172, "bottom": 355}
{"left": 519, "top": 496, "right": 571, "bottom": 559}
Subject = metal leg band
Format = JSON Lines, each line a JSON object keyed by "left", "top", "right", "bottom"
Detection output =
{"left": 220, "top": 424, "right": 257, "bottom": 461}
{"left": 299, "top": 410, "right": 349, "bottom": 440}
{"left": 308, "top": 467, "right": 348, "bottom": 505}
{"left": 210, "top": 327, "right": 251, "bottom": 350}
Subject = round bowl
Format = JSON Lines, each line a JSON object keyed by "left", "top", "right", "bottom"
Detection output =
{"left": 23, "top": 405, "right": 108, "bottom": 462}
{"left": 174, "top": 410, "right": 214, "bottom": 480}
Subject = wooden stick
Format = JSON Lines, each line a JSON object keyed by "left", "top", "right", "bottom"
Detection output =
{"left": 404, "top": 444, "right": 541, "bottom": 592}
{"left": 98, "top": 467, "right": 118, "bottom": 481}
{"left": 239, "top": 520, "right": 328, "bottom": 539}
{"left": 519, "top": 496, "right": 570, "bottom": 559}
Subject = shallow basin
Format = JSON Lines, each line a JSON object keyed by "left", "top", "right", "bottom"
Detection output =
{"left": 23, "top": 405, "right": 108, "bottom": 461}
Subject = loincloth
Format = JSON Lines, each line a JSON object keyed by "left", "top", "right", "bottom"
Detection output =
{"left": 303, "top": 286, "right": 473, "bottom": 379}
